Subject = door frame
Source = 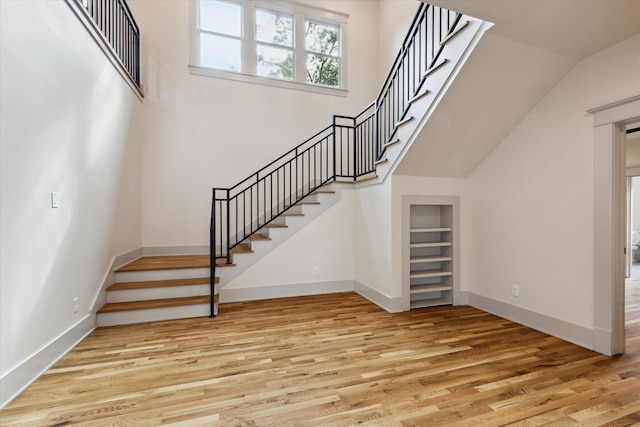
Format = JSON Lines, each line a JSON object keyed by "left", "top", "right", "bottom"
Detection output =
{"left": 590, "top": 94, "right": 640, "bottom": 356}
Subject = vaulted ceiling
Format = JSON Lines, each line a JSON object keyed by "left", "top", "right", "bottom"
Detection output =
{"left": 396, "top": 0, "right": 640, "bottom": 178}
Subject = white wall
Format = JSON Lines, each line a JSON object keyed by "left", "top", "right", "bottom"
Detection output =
{"left": 0, "top": 0, "right": 142, "bottom": 404}
{"left": 129, "top": 0, "right": 381, "bottom": 247}
{"left": 377, "top": 0, "right": 418, "bottom": 85}
{"left": 467, "top": 34, "right": 640, "bottom": 330}
{"left": 354, "top": 180, "right": 393, "bottom": 298}
{"left": 223, "top": 189, "right": 356, "bottom": 295}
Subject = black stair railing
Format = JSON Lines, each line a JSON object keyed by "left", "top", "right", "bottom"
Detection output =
{"left": 375, "top": 5, "right": 462, "bottom": 158}
{"left": 210, "top": 3, "right": 463, "bottom": 317}
{"left": 75, "top": 0, "right": 141, "bottom": 87}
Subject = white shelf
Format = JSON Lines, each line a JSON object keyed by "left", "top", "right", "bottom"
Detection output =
{"left": 410, "top": 256, "right": 452, "bottom": 263}
{"left": 410, "top": 269, "right": 452, "bottom": 279}
{"left": 410, "top": 284, "right": 452, "bottom": 294}
{"left": 408, "top": 204, "right": 454, "bottom": 310}
{"left": 409, "top": 242, "right": 451, "bottom": 248}
{"left": 410, "top": 298, "right": 451, "bottom": 309}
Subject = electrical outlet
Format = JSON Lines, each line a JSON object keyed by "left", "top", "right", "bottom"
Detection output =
{"left": 51, "top": 192, "right": 60, "bottom": 208}
{"left": 511, "top": 284, "right": 519, "bottom": 297}
{"left": 73, "top": 297, "right": 79, "bottom": 314}
{"left": 313, "top": 266, "right": 319, "bottom": 276}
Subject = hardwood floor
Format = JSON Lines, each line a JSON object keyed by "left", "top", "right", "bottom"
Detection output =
{"left": 2, "top": 283, "right": 639, "bottom": 426}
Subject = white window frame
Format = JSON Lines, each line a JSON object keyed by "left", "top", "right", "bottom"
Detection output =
{"left": 189, "top": 0, "right": 348, "bottom": 97}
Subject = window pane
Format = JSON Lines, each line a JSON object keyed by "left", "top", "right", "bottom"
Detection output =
{"left": 257, "top": 45, "right": 293, "bottom": 79}
{"left": 306, "top": 54, "right": 339, "bottom": 87}
{"left": 306, "top": 21, "right": 339, "bottom": 55}
{"left": 256, "top": 9, "right": 293, "bottom": 47}
{"left": 201, "top": 34, "right": 241, "bottom": 71}
{"left": 200, "top": 0, "right": 241, "bottom": 37}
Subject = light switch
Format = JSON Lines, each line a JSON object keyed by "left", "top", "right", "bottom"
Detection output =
{"left": 51, "top": 192, "right": 59, "bottom": 208}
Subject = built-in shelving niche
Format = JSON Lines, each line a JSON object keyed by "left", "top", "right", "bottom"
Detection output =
{"left": 402, "top": 196, "right": 460, "bottom": 311}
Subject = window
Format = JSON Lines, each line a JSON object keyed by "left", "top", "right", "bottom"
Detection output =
{"left": 305, "top": 20, "right": 340, "bottom": 87}
{"left": 190, "top": 0, "right": 348, "bottom": 96}
{"left": 199, "top": 0, "right": 242, "bottom": 71}
{"left": 256, "top": 8, "right": 293, "bottom": 80}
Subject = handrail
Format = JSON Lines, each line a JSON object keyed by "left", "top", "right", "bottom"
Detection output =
{"left": 210, "top": 3, "right": 463, "bottom": 317}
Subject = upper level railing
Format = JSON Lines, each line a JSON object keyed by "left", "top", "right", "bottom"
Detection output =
{"left": 210, "top": 3, "right": 463, "bottom": 317}
{"left": 75, "top": 0, "right": 141, "bottom": 88}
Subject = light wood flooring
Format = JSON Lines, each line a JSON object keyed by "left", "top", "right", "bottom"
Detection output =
{"left": 2, "top": 282, "right": 640, "bottom": 426}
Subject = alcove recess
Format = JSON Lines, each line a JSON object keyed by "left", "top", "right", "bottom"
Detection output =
{"left": 408, "top": 204, "right": 453, "bottom": 308}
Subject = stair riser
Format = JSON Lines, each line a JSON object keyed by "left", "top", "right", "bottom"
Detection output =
{"left": 107, "top": 284, "right": 211, "bottom": 303}
{"left": 116, "top": 267, "right": 210, "bottom": 283}
{"left": 97, "top": 304, "right": 212, "bottom": 327}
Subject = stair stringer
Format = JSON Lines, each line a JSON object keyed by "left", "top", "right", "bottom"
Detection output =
{"left": 215, "top": 186, "right": 343, "bottom": 289}
{"left": 360, "top": 17, "right": 493, "bottom": 188}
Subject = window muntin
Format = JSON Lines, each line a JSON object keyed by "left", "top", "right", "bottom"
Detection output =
{"left": 256, "top": 9, "right": 293, "bottom": 80}
{"left": 193, "top": 1, "right": 346, "bottom": 93}
{"left": 199, "top": 0, "right": 242, "bottom": 72}
{"left": 305, "top": 20, "right": 340, "bottom": 87}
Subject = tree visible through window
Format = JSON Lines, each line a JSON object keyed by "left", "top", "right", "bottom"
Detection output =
{"left": 306, "top": 21, "right": 340, "bottom": 87}
{"left": 256, "top": 9, "right": 293, "bottom": 80}
{"left": 195, "top": 0, "right": 345, "bottom": 91}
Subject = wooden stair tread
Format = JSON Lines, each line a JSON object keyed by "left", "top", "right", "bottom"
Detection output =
{"left": 248, "top": 234, "right": 271, "bottom": 241}
{"left": 312, "top": 190, "right": 335, "bottom": 194}
{"left": 97, "top": 295, "right": 211, "bottom": 313}
{"left": 215, "top": 258, "right": 236, "bottom": 267}
{"left": 231, "top": 243, "right": 253, "bottom": 254}
{"left": 424, "top": 58, "right": 449, "bottom": 77}
{"left": 116, "top": 255, "right": 209, "bottom": 272}
{"left": 384, "top": 138, "right": 400, "bottom": 148}
{"left": 395, "top": 116, "right": 414, "bottom": 128}
{"left": 108, "top": 277, "right": 213, "bottom": 291}
{"left": 374, "top": 157, "right": 388, "bottom": 165}
{"left": 298, "top": 201, "right": 321, "bottom": 205}
{"left": 409, "top": 90, "right": 431, "bottom": 104}
{"left": 265, "top": 224, "right": 288, "bottom": 228}
{"left": 282, "top": 213, "right": 304, "bottom": 216}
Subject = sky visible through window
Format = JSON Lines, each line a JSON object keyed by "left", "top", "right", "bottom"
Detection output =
{"left": 198, "top": 0, "right": 342, "bottom": 88}
{"left": 200, "top": 0, "right": 241, "bottom": 71}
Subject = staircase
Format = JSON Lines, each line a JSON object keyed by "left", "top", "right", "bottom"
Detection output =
{"left": 97, "top": 187, "right": 338, "bottom": 326}
{"left": 96, "top": 3, "right": 489, "bottom": 326}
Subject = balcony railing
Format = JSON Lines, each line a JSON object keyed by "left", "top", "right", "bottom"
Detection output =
{"left": 73, "top": 0, "right": 141, "bottom": 89}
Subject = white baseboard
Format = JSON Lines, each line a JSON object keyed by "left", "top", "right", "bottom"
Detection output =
{"left": 220, "top": 280, "right": 354, "bottom": 303}
{"left": 0, "top": 314, "right": 95, "bottom": 409}
{"left": 355, "top": 281, "right": 404, "bottom": 313}
{"left": 462, "top": 291, "right": 594, "bottom": 351}
{"left": 91, "top": 247, "right": 143, "bottom": 312}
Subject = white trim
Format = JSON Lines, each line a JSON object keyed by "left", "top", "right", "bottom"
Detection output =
{"left": 626, "top": 166, "right": 640, "bottom": 177}
{"left": 189, "top": 65, "right": 348, "bottom": 97}
{"left": 463, "top": 292, "right": 594, "bottom": 351}
{"left": 90, "top": 247, "right": 143, "bottom": 315}
{"left": 587, "top": 94, "right": 640, "bottom": 117}
{"left": 220, "top": 279, "right": 354, "bottom": 302}
{"left": 401, "top": 195, "right": 460, "bottom": 311}
{"left": 591, "top": 95, "right": 640, "bottom": 355}
{"left": 0, "top": 315, "right": 95, "bottom": 409}
{"left": 354, "top": 281, "right": 404, "bottom": 313}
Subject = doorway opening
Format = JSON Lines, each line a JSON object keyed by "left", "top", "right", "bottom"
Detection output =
{"left": 591, "top": 95, "right": 640, "bottom": 356}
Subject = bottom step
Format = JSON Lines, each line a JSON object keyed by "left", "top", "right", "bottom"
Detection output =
{"left": 97, "top": 296, "right": 215, "bottom": 327}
